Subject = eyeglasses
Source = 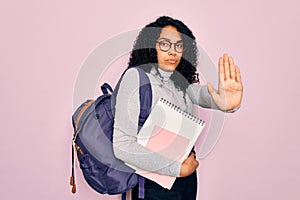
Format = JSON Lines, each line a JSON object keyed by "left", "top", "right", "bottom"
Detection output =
{"left": 156, "top": 39, "right": 185, "bottom": 53}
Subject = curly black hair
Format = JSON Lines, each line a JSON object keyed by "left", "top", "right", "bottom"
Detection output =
{"left": 128, "top": 16, "right": 199, "bottom": 94}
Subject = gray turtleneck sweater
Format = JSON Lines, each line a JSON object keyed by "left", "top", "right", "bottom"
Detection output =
{"left": 113, "top": 66, "right": 220, "bottom": 177}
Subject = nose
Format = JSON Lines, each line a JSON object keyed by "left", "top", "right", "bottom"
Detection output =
{"left": 168, "top": 44, "right": 177, "bottom": 56}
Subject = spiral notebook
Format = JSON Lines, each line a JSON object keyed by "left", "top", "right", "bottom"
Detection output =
{"left": 135, "top": 98, "right": 205, "bottom": 189}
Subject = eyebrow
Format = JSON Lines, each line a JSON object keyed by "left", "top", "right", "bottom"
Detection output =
{"left": 157, "top": 37, "right": 183, "bottom": 43}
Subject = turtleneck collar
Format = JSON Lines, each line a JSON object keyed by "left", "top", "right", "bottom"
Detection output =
{"left": 150, "top": 65, "right": 173, "bottom": 76}
{"left": 157, "top": 67, "right": 173, "bottom": 79}
{"left": 150, "top": 65, "right": 174, "bottom": 84}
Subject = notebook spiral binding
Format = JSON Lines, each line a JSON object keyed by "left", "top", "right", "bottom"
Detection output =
{"left": 159, "top": 98, "right": 205, "bottom": 126}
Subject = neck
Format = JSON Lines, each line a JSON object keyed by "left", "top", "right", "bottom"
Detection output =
{"left": 157, "top": 67, "right": 173, "bottom": 78}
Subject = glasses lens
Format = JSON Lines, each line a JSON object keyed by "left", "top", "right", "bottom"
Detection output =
{"left": 159, "top": 41, "right": 171, "bottom": 51}
{"left": 175, "top": 43, "right": 184, "bottom": 53}
{"left": 157, "top": 40, "right": 185, "bottom": 53}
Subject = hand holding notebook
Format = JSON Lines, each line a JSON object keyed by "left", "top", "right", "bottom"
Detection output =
{"left": 135, "top": 98, "right": 205, "bottom": 189}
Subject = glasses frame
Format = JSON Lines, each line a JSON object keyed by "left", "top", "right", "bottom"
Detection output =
{"left": 156, "top": 39, "right": 185, "bottom": 53}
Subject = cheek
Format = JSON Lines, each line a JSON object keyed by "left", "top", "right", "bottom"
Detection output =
{"left": 156, "top": 50, "right": 165, "bottom": 63}
{"left": 178, "top": 54, "right": 182, "bottom": 61}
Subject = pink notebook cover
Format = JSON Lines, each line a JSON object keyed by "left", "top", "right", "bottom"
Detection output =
{"left": 137, "top": 125, "right": 189, "bottom": 189}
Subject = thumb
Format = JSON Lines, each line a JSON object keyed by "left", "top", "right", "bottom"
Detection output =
{"left": 207, "top": 82, "right": 219, "bottom": 104}
{"left": 207, "top": 82, "right": 216, "bottom": 96}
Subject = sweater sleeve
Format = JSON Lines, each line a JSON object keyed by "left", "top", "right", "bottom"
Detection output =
{"left": 112, "top": 68, "right": 181, "bottom": 177}
{"left": 187, "top": 83, "right": 241, "bottom": 112}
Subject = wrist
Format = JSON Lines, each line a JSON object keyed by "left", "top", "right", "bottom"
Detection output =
{"left": 225, "top": 104, "right": 241, "bottom": 113}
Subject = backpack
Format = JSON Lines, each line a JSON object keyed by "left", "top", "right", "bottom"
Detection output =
{"left": 70, "top": 67, "right": 152, "bottom": 199}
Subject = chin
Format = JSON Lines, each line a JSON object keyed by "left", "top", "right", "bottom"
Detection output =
{"left": 159, "top": 64, "right": 178, "bottom": 72}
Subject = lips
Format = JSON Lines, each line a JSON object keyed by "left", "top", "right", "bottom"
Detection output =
{"left": 166, "top": 59, "right": 177, "bottom": 64}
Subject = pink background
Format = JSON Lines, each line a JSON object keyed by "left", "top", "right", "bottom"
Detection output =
{"left": 1, "top": 0, "right": 299, "bottom": 199}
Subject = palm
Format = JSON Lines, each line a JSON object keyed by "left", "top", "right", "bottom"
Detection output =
{"left": 207, "top": 53, "right": 243, "bottom": 111}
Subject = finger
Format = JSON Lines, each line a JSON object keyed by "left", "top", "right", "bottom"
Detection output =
{"left": 235, "top": 65, "right": 242, "bottom": 83}
{"left": 189, "top": 152, "right": 196, "bottom": 159}
{"left": 223, "top": 54, "right": 230, "bottom": 80}
{"left": 229, "top": 56, "right": 236, "bottom": 80}
{"left": 207, "top": 82, "right": 214, "bottom": 94}
{"left": 218, "top": 57, "right": 225, "bottom": 81}
{"left": 207, "top": 82, "right": 218, "bottom": 101}
{"left": 223, "top": 53, "right": 228, "bottom": 59}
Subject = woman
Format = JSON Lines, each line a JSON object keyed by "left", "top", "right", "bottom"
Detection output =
{"left": 113, "top": 16, "right": 243, "bottom": 200}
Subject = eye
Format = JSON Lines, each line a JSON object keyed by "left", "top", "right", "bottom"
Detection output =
{"left": 176, "top": 43, "right": 183, "bottom": 48}
{"left": 160, "top": 41, "right": 170, "bottom": 47}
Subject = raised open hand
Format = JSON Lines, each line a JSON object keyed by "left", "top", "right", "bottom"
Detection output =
{"left": 207, "top": 53, "right": 243, "bottom": 111}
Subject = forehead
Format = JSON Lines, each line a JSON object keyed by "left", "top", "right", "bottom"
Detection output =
{"left": 159, "top": 26, "right": 182, "bottom": 41}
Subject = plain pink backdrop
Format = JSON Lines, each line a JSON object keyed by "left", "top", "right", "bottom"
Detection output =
{"left": 1, "top": 0, "right": 299, "bottom": 199}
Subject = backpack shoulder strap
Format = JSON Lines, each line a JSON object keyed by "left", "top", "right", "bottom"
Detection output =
{"left": 134, "top": 67, "right": 152, "bottom": 200}
{"left": 135, "top": 67, "right": 152, "bottom": 131}
{"left": 111, "top": 67, "right": 152, "bottom": 122}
